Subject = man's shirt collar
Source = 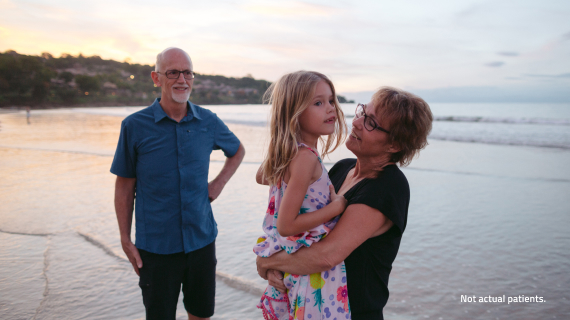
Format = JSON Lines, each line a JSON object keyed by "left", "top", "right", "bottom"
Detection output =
{"left": 152, "top": 98, "right": 202, "bottom": 123}
{"left": 188, "top": 101, "right": 201, "bottom": 121}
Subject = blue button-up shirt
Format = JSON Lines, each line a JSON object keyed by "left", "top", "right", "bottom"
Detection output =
{"left": 110, "top": 98, "right": 240, "bottom": 254}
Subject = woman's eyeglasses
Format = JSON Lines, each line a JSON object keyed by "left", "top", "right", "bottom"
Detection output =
{"left": 354, "top": 104, "right": 390, "bottom": 133}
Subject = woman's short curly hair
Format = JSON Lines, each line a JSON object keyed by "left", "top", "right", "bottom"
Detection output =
{"left": 371, "top": 87, "right": 433, "bottom": 167}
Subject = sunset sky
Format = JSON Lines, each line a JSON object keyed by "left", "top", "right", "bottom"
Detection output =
{"left": 1, "top": 0, "right": 569, "bottom": 101}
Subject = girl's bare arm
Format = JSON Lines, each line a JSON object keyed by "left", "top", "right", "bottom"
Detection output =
{"left": 256, "top": 164, "right": 269, "bottom": 185}
{"left": 275, "top": 148, "right": 347, "bottom": 237}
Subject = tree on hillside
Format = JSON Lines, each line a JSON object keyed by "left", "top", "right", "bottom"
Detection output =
{"left": 75, "top": 75, "right": 101, "bottom": 93}
{"left": 58, "top": 71, "right": 74, "bottom": 83}
{"left": 0, "top": 52, "right": 55, "bottom": 104}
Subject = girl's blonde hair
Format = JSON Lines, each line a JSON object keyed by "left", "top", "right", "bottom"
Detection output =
{"left": 261, "top": 71, "right": 347, "bottom": 185}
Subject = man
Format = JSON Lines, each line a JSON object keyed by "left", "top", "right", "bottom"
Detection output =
{"left": 111, "top": 47, "right": 245, "bottom": 320}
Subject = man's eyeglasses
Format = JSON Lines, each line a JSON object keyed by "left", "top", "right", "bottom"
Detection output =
{"left": 157, "top": 70, "right": 195, "bottom": 80}
{"left": 355, "top": 104, "right": 390, "bottom": 134}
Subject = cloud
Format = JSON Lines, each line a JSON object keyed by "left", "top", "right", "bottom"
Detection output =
{"left": 243, "top": 1, "right": 337, "bottom": 17}
{"left": 455, "top": 3, "right": 489, "bottom": 18}
{"left": 398, "top": 86, "right": 570, "bottom": 103}
{"left": 525, "top": 73, "right": 570, "bottom": 78}
{"left": 497, "top": 51, "right": 519, "bottom": 57}
{"left": 2, "top": 0, "right": 570, "bottom": 92}
{"left": 484, "top": 61, "right": 505, "bottom": 67}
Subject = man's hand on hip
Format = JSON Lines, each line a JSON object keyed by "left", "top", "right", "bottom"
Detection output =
{"left": 121, "top": 238, "right": 142, "bottom": 276}
{"left": 208, "top": 143, "right": 245, "bottom": 202}
{"left": 208, "top": 179, "right": 225, "bottom": 202}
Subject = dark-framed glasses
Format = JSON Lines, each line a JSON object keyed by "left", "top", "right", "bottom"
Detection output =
{"left": 157, "top": 69, "right": 195, "bottom": 80}
{"left": 355, "top": 103, "right": 390, "bottom": 133}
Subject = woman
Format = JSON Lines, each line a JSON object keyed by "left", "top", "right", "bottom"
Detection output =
{"left": 257, "top": 87, "right": 433, "bottom": 319}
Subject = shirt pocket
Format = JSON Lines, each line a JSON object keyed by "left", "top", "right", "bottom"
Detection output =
{"left": 184, "top": 126, "right": 214, "bottom": 162}
{"left": 199, "top": 127, "right": 212, "bottom": 137}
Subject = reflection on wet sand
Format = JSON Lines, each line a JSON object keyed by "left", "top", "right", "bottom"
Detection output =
{"left": 1, "top": 108, "right": 570, "bottom": 319}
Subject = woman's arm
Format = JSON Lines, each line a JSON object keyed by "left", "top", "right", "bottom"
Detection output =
{"left": 257, "top": 203, "right": 393, "bottom": 278}
{"left": 275, "top": 148, "right": 347, "bottom": 237}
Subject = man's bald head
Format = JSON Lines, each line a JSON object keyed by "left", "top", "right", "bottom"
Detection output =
{"left": 155, "top": 47, "right": 193, "bottom": 72}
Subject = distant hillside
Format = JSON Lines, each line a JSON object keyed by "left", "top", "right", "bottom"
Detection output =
{"left": 0, "top": 51, "right": 353, "bottom": 108}
{"left": 0, "top": 51, "right": 272, "bottom": 107}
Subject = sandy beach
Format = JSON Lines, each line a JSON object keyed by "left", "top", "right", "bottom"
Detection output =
{"left": 1, "top": 106, "right": 569, "bottom": 319}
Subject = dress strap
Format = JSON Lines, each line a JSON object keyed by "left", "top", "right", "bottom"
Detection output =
{"left": 298, "top": 143, "right": 323, "bottom": 164}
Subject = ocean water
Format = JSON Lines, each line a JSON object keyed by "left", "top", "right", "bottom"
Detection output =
{"left": 0, "top": 102, "right": 569, "bottom": 320}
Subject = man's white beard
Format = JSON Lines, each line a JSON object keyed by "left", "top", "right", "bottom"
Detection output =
{"left": 172, "top": 91, "right": 190, "bottom": 104}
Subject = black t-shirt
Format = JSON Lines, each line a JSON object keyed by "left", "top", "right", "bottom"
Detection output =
{"left": 329, "top": 159, "right": 410, "bottom": 320}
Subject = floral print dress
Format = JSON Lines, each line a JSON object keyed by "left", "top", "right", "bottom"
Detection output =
{"left": 254, "top": 144, "right": 351, "bottom": 320}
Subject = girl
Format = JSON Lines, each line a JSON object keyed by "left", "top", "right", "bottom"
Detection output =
{"left": 254, "top": 71, "right": 350, "bottom": 320}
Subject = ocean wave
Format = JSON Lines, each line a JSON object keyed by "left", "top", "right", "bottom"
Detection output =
{"left": 215, "top": 271, "right": 265, "bottom": 296}
{"left": 344, "top": 114, "right": 570, "bottom": 125}
{"left": 428, "top": 135, "right": 570, "bottom": 149}
{"left": 0, "top": 145, "right": 113, "bottom": 157}
{"left": 433, "top": 116, "right": 570, "bottom": 125}
{"left": 76, "top": 231, "right": 264, "bottom": 296}
{"left": 71, "top": 107, "right": 570, "bottom": 126}
{"left": 219, "top": 119, "right": 267, "bottom": 127}
{"left": 226, "top": 115, "right": 570, "bottom": 126}
{"left": 0, "top": 228, "right": 52, "bottom": 237}
{"left": 401, "top": 167, "right": 570, "bottom": 183}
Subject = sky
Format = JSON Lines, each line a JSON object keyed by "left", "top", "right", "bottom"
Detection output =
{"left": 1, "top": 0, "right": 569, "bottom": 102}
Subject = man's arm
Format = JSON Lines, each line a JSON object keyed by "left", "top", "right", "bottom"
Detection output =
{"left": 114, "top": 176, "right": 142, "bottom": 275}
{"left": 208, "top": 143, "right": 245, "bottom": 202}
{"left": 257, "top": 203, "right": 393, "bottom": 278}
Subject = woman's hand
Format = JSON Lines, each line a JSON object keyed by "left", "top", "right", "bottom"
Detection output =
{"left": 256, "top": 256, "right": 269, "bottom": 280}
{"left": 255, "top": 204, "right": 392, "bottom": 276}
{"left": 268, "top": 269, "right": 287, "bottom": 293}
{"left": 329, "top": 184, "right": 347, "bottom": 209}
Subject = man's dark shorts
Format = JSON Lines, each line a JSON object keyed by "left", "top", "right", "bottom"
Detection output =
{"left": 138, "top": 241, "right": 216, "bottom": 319}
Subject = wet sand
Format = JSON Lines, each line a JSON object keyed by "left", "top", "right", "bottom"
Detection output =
{"left": 1, "top": 109, "right": 569, "bottom": 319}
